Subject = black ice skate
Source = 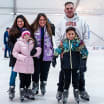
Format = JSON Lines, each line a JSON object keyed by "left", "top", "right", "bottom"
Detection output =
{"left": 25, "top": 88, "right": 35, "bottom": 100}
{"left": 20, "top": 88, "right": 25, "bottom": 102}
{"left": 32, "top": 82, "right": 39, "bottom": 95}
{"left": 73, "top": 89, "right": 79, "bottom": 104}
{"left": 62, "top": 89, "right": 68, "bottom": 104}
{"left": 56, "top": 91, "right": 63, "bottom": 102}
{"left": 40, "top": 81, "right": 46, "bottom": 95}
{"left": 9, "top": 86, "right": 15, "bottom": 100}
{"left": 79, "top": 91, "right": 90, "bottom": 101}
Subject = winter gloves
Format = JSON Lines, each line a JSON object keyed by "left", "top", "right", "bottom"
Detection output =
{"left": 30, "top": 47, "right": 37, "bottom": 56}
{"left": 52, "top": 56, "right": 57, "bottom": 67}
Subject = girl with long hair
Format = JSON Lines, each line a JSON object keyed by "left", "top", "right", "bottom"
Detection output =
{"left": 8, "top": 15, "right": 32, "bottom": 100}
{"left": 31, "top": 13, "right": 53, "bottom": 95}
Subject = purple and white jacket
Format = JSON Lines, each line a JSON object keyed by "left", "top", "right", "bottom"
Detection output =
{"left": 34, "top": 27, "right": 53, "bottom": 61}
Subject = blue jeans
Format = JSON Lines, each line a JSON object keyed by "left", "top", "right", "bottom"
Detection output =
{"left": 9, "top": 67, "right": 17, "bottom": 86}
{"left": 4, "top": 44, "right": 11, "bottom": 57}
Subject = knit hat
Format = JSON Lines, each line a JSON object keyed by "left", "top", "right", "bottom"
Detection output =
{"left": 21, "top": 30, "right": 31, "bottom": 38}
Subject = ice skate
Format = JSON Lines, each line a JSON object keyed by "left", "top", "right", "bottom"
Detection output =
{"left": 56, "top": 91, "right": 63, "bottom": 102}
{"left": 40, "top": 81, "right": 46, "bottom": 95}
{"left": 62, "top": 89, "right": 68, "bottom": 104}
{"left": 9, "top": 86, "right": 15, "bottom": 100}
{"left": 25, "top": 88, "right": 35, "bottom": 100}
{"left": 73, "top": 89, "right": 79, "bottom": 104}
{"left": 20, "top": 88, "right": 25, "bottom": 102}
{"left": 79, "top": 90, "right": 90, "bottom": 101}
{"left": 32, "top": 82, "right": 39, "bottom": 95}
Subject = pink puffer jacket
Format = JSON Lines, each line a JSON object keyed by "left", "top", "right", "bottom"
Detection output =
{"left": 12, "top": 37, "right": 41, "bottom": 74}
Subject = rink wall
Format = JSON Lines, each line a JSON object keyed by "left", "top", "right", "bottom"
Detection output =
{"left": 0, "top": 14, "right": 104, "bottom": 49}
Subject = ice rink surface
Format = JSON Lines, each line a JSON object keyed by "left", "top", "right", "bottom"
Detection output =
{"left": 0, "top": 48, "right": 104, "bottom": 104}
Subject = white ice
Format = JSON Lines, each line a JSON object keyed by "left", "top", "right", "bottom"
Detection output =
{"left": 0, "top": 47, "right": 104, "bottom": 104}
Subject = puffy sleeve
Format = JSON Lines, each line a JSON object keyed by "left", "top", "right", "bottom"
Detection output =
{"left": 33, "top": 47, "right": 42, "bottom": 57}
{"left": 12, "top": 41, "right": 26, "bottom": 61}
{"left": 79, "top": 40, "right": 88, "bottom": 59}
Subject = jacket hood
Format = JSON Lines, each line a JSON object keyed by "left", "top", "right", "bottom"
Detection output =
{"left": 64, "top": 13, "right": 79, "bottom": 22}
{"left": 17, "top": 37, "right": 34, "bottom": 44}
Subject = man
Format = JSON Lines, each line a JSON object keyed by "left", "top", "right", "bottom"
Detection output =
{"left": 54, "top": 1, "right": 90, "bottom": 102}
{"left": 3, "top": 27, "right": 11, "bottom": 58}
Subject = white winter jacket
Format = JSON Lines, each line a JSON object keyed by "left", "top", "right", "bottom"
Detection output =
{"left": 54, "top": 13, "right": 89, "bottom": 48}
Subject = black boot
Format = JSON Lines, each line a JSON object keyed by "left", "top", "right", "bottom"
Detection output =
{"left": 56, "top": 91, "right": 63, "bottom": 102}
{"left": 79, "top": 90, "right": 90, "bottom": 101}
{"left": 40, "top": 81, "right": 46, "bottom": 95}
{"left": 9, "top": 86, "right": 15, "bottom": 100}
{"left": 25, "top": 88, "right": 35, "bottom": 100}
{"left": 32, "top": 82, "right": 39, "bottom": 95}
{"left": 62, "top": 89, "right": 68, "bottom": 104}
{"left": 73, "top": 89, "right": 79, "bottom": 104}
{"left": 20, "top": 88, "right": 25, "bottom": 102}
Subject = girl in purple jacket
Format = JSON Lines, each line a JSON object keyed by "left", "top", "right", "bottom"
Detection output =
{"left": 31, "top": 13, "right": 54, "bottom": 95}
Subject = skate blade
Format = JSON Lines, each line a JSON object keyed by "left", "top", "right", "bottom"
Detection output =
{"left": 80, "top": 97, "right": 90, "bottom": 101}
{"left": 28, "top": 97, "right": 35, "bottom": 100}
{"left": 63, "top": 102, "right": 67, "bottom": 104}
{"left": 9, "top": 97, "right": 13, "bottom": 101}
{"left": 41, "top": 92, "right": 45, "bottom": 96}
{"left": 63, "top": 101, "right": 67, "bottom": 104}
{"left": 9, "top": 95, "right": 14, "bottom": 100}
{"left": 57, "top": 99, "right": 61, "bottom": 103}
{"left": 57, "top": 99, "right": 62, "bottom": 104}
{"left": 25, "top": 96, "right": 35, "bottom": 100}
{"left": 62, "top": 99, "right": 67, "bottom": 104}
{"left": 20, "top": 99, "right": 24, "bottom": 102}
{"left": 75, "top": 100, "right": 79, "bottom": 104}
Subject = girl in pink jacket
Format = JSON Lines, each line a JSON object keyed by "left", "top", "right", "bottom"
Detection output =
{"left": 12, "top": 29, "right": 41, "bottom": 101}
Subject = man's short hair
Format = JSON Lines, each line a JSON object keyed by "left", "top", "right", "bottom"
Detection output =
{"left": 6, "top": 27, "right": 10, "bottom": 29}
{"left": 64, "top": 2, "right": 74, "bottom": 7}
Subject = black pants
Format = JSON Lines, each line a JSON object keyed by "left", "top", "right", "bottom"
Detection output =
{"left": 58, "top": 59, "right": 86, "bottom": 92}
{"left": 78, "top": 58, "right": 87, "bottom": 91}
{"left": 19, "top": 73, "right": 31, "bottom": 88}
{"left": 58, "top": 69, "right": 79, "bottom": 91}
{"left": 32, "top": 58, "right": 51, "bottom": 83}
{"left": 79, "top": 71, "right": 85, "bottom": 91}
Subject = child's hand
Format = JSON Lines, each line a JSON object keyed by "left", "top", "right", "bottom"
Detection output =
{"left": 28, "top": 37, "right": 33, "bottom": 41}
{"left": 60, "top": 41, "right": 63, "bottom": 47}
